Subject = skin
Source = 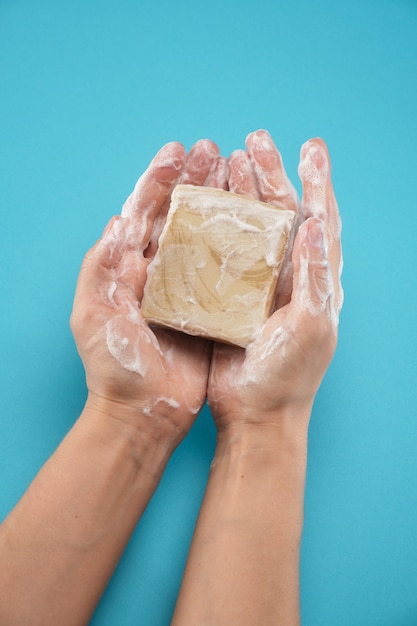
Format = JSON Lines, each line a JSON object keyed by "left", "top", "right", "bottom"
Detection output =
{"left": 171, "top": 130, "right": 343, "bottom": 625}
{"left": 0, "top": 130, "right": 342, "bottom": 626}
{"left": 0, "top": 139, "right": 226, "bottom": 626}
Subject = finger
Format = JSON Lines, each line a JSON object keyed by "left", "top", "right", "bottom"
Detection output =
{"left": 71, "top": 236, "right": 118, "bottom": 335}
{"left": 227, "top": 149, "right": 258, "bottom": 198}
{"left": 246, "top": 129, "right": 300, "bottom": 213}
{"left": 97, "top": 215, "right": 127, "bottom": 267}
{"left": 72, "top": 217, "right": 144, "bottom": 316}
{"left": 143, "top": 139, "right": 222, "bottom": 259}
{"left": 204, "top": 155, "right": 229, "bottom": 190}
{"left": 179, "top": 139, "right": 220, "bottom": 185}
{"left": 290, "top": 217, "right": 338, "bottom": 330}
{"left": 121, "top": 141, "right": 186, "bottom": 252}
{"left": 298, "top": 139, "right": 343, "bottom": 315}
{"left": 99, "top": 215, "right": 147, "bottom": 303}
{"left": 273, "top": 226, "right": 297, "bottom": 311}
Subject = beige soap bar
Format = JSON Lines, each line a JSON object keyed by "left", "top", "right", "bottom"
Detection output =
{"left": 141, "top": 184, "right": 295, "bottom": 347}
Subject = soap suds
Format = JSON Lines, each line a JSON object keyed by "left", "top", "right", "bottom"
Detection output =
{"left": 229, "top": 326, "right": 292, "bottom": 388}
{"left": 298, "top": 144, "right": 328, "bottom": 224}
{"left": 105, "top": 317, "right": 147, "bottom": 377}
{"left": 107, "top": 281, "right": 117, "bottom": 307}
{"left": 142, "top": 396, "right": 180, "bottom": 417}
{"left": 298, "top": 141, "right": 342, "bottom": 239}
{"left": 298, "top": 141, "right": 343, "bottom": 324}
{"left": 201, "top": 213, "right": 262, "bottom": 233}
{"left": 297, "top": 252, "right": 334, "bottom": 319}
{"left": 104, "top": 297, "right": 164, "bottom": 376}
{"left": 248, "top": 131, "right": 300, "bottom": 210}
{"left": 259, "top": 326, "right": 291, "bottom": 361}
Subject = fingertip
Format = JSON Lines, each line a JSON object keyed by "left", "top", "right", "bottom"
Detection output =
{"left": 189, "top": 138, "right": 220, "bottom": 158}
{"left": 299, "top": 138, "right": 331, "bottom": 182}
{"left": 245, "top": 128, "right": 272, "bottom": 141}
{"left": 245, "top": 129, "right": 275, "bottom": 154}
{"left": 151, "top": 141, "right": 187, "bottom": 178}
{"left": 158, "top": 140, "right": 186, "bottom": 154}
{"left": 229, "top": 148, "right": 246, "bottom": 160}
{"left": 300, "top": 136, "right": 328, "bottom": 153}
{"left": 101, "top": 215, "right": 121, "bottom": 240}
{"left": 181, "top": 139, "right": 221, "bottom": 186}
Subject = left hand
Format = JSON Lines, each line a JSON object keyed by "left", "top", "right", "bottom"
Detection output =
{"left": 71, "top": 139, "right": 227, "bottom": 446}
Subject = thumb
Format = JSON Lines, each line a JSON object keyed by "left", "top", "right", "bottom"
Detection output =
{"left": 71, "top": 216, "right": 129, "bottom": 321}
{"left": 290, "top": 217, "right": 337, "bottom": 328}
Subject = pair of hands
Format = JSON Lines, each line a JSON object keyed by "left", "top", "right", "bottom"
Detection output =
{"left": 70, "top": 130, "right": 343, "bottom": 450}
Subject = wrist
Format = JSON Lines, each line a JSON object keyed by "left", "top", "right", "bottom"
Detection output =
{"left": 214, "top": 419, "right": 308, "bottom": 479}
{"left": 213, "top": 401, "right": 312, "bottom": 453}
{"left": 81, "top": 393, "right": 178, "bottom": 482}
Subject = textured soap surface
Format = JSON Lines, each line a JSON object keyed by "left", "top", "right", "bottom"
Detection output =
{"left": 141, "top": 184, "right": 295, "bottom": 347}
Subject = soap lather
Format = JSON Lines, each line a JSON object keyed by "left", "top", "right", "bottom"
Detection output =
{"left": 141, "top": 184, "right": 296, "bottom": 348}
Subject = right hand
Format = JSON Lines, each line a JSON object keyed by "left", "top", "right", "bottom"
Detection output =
{"left": 207, "top": 131, "right": 343, "bottom": 430}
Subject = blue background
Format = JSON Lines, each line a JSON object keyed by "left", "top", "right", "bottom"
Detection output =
{"left": 1, "top": 0, "right": 417, "bottom": 623}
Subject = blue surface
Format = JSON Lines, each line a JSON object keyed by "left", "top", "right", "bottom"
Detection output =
{"left": 1, "top": 0, "right": 417, "bottom": 623}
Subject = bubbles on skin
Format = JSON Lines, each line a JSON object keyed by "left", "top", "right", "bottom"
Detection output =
{"left": 155, "top": 327, "right": 210, "bottom": 417}
{"left": 298, "top": 141, "right": 343, "bottom": 321}
{"left": 105, "top": 317, "right": 148, "bottom": 377}
{"left": 106, "top": 281, "right": 117, "bottom": 307}
{"left": 296, "top": 246, "right": 337, "bottom": 327}
{"left": 298, "top": 141, "right": 342, "bottom": 240}
{"left": 121, "top": 144, "right": 185, "bottom": 222}
{"left": 100, "top": 218, "right": 162, "bottom": 376}
{"left": 228, "top": 150, "right": 258, "bottom": 199}
{"left": 99, "top": 217, "right": 129, "bottom": 264}
{"left": 247, "top": 131, "right": 300, "bottom": 211}
{"left": 96, "top": 151, "right": 183, "bottom": 375}
{"left": 240, "top": 326, "right": 291, "bottom": 386}
{"left": 259, "top": 326, "right": 291, "bottom": 362}
{"left": 245, "top": 131, "right": 302, "bottom": 310}
{"left": 142, "top": 396, "right": 180, "bottom": 417}
{"left": 202, "top": 155, "right": 229, "bottom": 190}
{"left": 209, "top": 325, "right": 291, "bottom": 398}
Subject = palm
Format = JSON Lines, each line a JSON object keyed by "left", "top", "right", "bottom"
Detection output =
{"left": 207, "top": 130, "right": 301, "bottom": 424}
{"left": 72, "top": 138, "right": 226, "bottom": 433}
{"left": 208, "top": 132, "right": 342, "bottom": 429}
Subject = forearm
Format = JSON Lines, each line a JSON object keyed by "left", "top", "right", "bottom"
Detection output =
{"left": 172, "top": 417, "right": 309, "bottom": 626}
{"left": 0, "top": 398, "right": 174, "bottom": 626}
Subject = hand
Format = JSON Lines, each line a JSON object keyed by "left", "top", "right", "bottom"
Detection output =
{"left": 207, "top": 130, "right": 343, "bottom": 429}
{"left": 71, "top": 139, "right": 227, "bottom": 445}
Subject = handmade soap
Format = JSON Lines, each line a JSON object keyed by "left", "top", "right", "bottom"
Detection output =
{"left": 141, "top": 184, "right": 295, "bottom": 347}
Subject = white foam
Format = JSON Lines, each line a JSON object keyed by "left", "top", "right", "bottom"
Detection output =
{"left": 105, "top": 317, "right": 147, "bottom": 377}
{"left": 142, "top": 396, "right": 180, "bottom": 417}
{"left": 107, "top": 281, "right": 117, "bottom": 306}
{"left": 259, "top": 325, "right": 291, "bottom": 361}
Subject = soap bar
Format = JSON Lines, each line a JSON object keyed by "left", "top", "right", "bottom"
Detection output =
{"left": 141, "top": 184, "right": 295, "bottom": 347}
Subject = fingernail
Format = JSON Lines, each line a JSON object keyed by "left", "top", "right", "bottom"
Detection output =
{"left": 308, "top": 219, "right": 325, "bottom": 248}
